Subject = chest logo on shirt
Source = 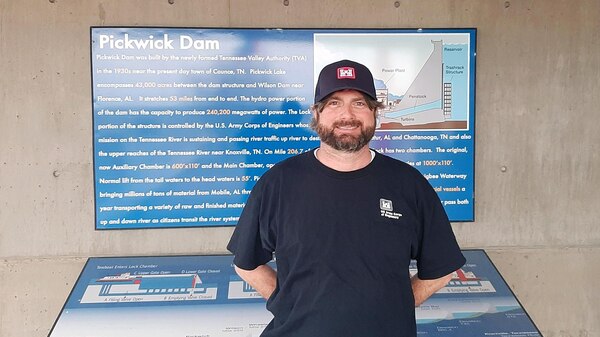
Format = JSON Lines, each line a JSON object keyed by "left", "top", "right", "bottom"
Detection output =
{"left": 380, "top": 198, "right": 403, "bottom": 220}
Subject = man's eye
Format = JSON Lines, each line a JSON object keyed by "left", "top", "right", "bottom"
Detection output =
{"left": 354, "top": 101, "right": 366, "bottom": 107}
{"left": 327, "top": 100, "right": 340, "bottom": 106}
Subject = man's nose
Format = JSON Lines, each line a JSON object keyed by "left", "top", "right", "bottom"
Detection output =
{"left": 338, "top": 103, "right": 355, "bottom": 117}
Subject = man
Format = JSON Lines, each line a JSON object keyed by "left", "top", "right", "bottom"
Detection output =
{"left": 227, "top": 59, "right": 465, "bottom": 336}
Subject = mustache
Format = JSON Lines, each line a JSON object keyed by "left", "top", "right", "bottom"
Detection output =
{"left": 332, "top": 120, "right": 363, "bottom": 128}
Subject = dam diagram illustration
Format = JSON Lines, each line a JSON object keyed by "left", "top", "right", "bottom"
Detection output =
{"left": 376, "top": 40, "right": 470, "bottom": 130}
{"left": 80, "top": 272, "right": 218, "bottom": 303}
{"left": 315, "top": 33, "right": 472, "bottom": 131}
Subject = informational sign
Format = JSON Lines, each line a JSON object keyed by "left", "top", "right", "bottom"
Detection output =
{"left": 48, "top": 251, "right": 542, "bottom": 337}
{"left": 92, "top": 27, "right": 476, "bottom": 229}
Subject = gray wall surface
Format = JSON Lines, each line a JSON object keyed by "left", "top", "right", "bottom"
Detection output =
{"left": 1, "top": 0, "right": 598, "bottom": 336}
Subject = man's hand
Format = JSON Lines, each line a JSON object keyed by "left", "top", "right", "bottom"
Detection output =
{"left": 234, "top": 264, "right": 277, "bottom": 300}
{"left": 411, "top": 272, "right": 454, "bottom": 307}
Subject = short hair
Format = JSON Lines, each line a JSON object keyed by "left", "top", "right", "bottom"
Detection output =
{"left": 309, "top": 92, "right": 384, "bottom": 130}
{"left": 310, "top": 92, "right": 385, "bottom": 114}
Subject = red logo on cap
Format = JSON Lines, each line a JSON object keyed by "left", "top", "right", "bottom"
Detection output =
{"left": 337, "top": 67, "right": 355, "bottom": 79}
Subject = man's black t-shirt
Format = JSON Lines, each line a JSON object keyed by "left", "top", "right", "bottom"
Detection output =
{"left": 227, "top": 150, "right": 465, "bottom": 337}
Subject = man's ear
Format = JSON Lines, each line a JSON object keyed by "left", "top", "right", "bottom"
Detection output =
{"left": 310, "top": 104, "right": 319, "bottom": 118}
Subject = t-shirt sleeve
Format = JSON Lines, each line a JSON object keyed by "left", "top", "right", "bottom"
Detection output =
{"left": 226, "top": 179, "right": 274, "bottom": 270}
{"left": 413, "top": 174, "right": 466, "bottom": 280}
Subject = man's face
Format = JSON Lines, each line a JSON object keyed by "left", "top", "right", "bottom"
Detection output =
{"left": 313, "top": 89, "right": 376, "bottom": 152}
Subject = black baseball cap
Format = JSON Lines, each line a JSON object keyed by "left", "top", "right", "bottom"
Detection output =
{"left": 314, "top": 59, "right": 377, "bottom": 103}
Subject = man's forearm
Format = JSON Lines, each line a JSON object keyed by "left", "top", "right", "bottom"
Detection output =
{"left": 234, "top": 264, "right": 277, "bottom": 300}
{"left": 411, "top": 272, "right": 453, "bottom": 307}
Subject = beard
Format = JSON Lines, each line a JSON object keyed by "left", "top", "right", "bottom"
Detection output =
{"left": 314, "top": 118, "right": 375, "bottom": 152}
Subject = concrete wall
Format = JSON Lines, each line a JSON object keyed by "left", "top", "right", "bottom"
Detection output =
{"left": 1, "top": 0, "right": 598, "bottom": 336}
